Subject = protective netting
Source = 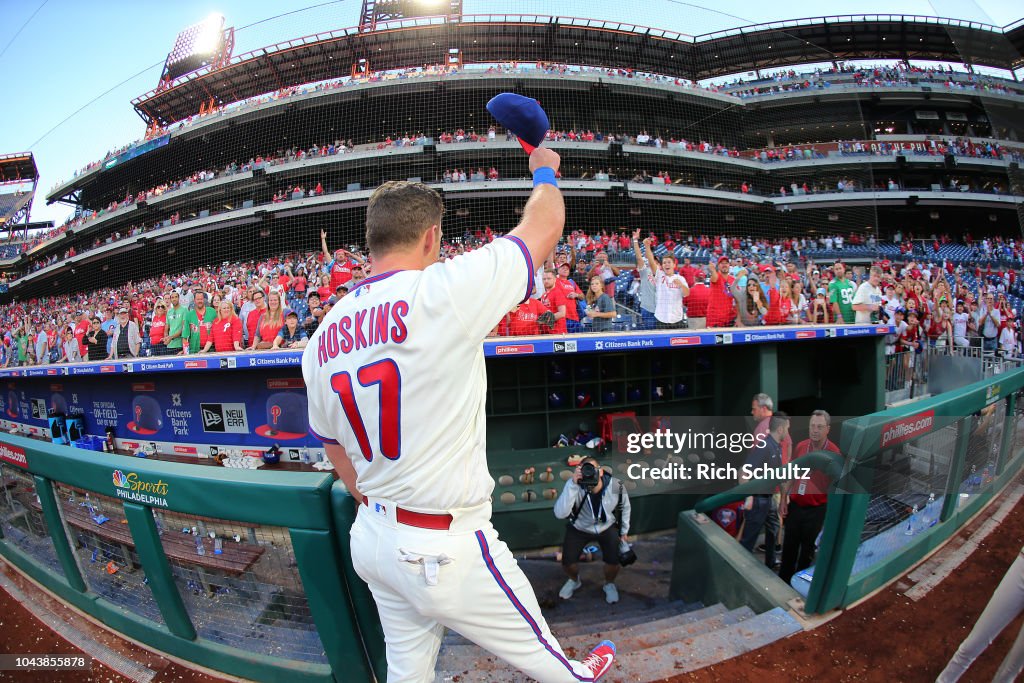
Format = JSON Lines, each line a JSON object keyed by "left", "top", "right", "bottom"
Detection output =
{"left": 0, "top": 463, "right": 66, "bottom": 577}
{"left": 851, "top": 419, "right": 959, "bottom": 574}
{"left": 1, "top": 2, "right": 1023, "bottom": 350}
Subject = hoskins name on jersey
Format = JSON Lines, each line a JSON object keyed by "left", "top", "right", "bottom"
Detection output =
{"left": 316, "top": 300, "right": 410, "bottom": 366}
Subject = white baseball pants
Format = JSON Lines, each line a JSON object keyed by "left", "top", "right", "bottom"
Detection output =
{"left": 350, "top": 497, "right": 597, "bottom": 683}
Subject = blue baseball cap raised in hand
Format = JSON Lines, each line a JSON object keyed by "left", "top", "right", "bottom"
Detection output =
{"left": 486, "top": 93, "right": 549, "bottom": 154}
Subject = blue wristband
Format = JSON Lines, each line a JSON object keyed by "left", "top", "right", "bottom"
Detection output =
{"left": 533, "top": 167, "right": 558, "bottom": 188}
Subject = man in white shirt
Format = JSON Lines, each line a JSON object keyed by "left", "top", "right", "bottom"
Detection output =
{"left": 979, "top": 293, "right": 1001, "bottom": 352}
{"left": 643, "top": 239, "right": 689, "bottom": 328}
{"left": 852, "top": 266, "right": 884, "bottom": 324}
{"left": 952, "top": 301, "right": 970, "bottom": 347}
{"left": 999, "top": 321, "right": 1016, "bottom": 356}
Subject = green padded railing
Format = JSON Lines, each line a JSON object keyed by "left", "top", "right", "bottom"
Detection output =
{"left": 680, "top": 367, "right": 1024, "bottom": 616}
{"left": 806, "top": 367, "right": 1024, "bottom": 613}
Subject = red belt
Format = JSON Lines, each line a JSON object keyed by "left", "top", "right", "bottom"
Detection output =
{"left": 361, "top": 497, "right": 453, "bottom": 530}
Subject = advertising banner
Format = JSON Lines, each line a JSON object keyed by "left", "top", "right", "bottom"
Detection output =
{"left": 0, "top": 372, "right": 314, "bottom": 450}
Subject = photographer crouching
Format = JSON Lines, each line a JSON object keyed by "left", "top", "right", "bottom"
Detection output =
{"left": 554, "top": 457, "right": 633, "bottom": 604}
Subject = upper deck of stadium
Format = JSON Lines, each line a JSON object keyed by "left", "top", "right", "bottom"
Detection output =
{"left": 130, "top": 13, "right": 1024, "bottom": 126}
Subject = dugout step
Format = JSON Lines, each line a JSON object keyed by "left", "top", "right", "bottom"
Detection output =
{"left": 613, "top": 606, "right": 803, "bottom": 680}
{"left": 547, "top": 600, "right": 707, "bottom": 639}
{"left": 438, "top": 598, "right": 699, "bottom": 647}
{"left": 437, "top": 603, "right": 729, "bottom": 662}
{"left": 556, "top": 605, "right": 755, "bottom": 659}
{"left": 434, "top": 605, "right": 801, "bottom": 682}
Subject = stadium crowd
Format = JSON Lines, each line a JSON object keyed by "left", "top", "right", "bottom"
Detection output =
{"left": 51, "top": 57, "right": 1024, "bottom": 194}
{"left": 21, "top": 129, "right": 1022, "bottom": 278}
{"left": 3, "top": 222, "right": 1024, "bottom": 367}
{"left": 724, "top": 63, "right": 1024, "bottom": 98}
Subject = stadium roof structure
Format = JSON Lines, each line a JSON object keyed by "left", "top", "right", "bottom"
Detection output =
{"left": 132, "top": 13, "right": 1024, "bottom": 126}
{"left": 0, "top": 153, "right": 38, "bottom": 186}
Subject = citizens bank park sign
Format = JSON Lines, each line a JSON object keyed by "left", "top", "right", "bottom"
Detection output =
{"left": 880, "top": 410, "right": 936, "bottom": 448}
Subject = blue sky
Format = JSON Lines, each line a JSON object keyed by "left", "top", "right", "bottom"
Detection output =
{"left": 0, "top": 0, "right": 1021, "bottom": 227}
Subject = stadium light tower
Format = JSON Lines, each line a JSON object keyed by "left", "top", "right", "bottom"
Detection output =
{"left": 359, "top": 0, "right": 463, "bottom": 31}
{"left": 157, "top": 14, "right": 235, "bottom": 90}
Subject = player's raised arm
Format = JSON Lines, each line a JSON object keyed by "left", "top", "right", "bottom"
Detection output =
{"left": 508, "top": 148, "right": 565, "bottom": 269}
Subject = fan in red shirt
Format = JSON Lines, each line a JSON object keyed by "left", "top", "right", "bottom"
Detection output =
{"left": 246, "top": 291, "right": 268, "bottom": 344}
{"left": 760, "top": 266, "right": 786, "bottom": 325}
{"left": 555, "top": 263, "right": 584, "bottom": 332}
{"left": 500, "top": 299, "right": 547, "bottom": 336}
{"left": 706, "top": 257, "right": 736, "bottom": 327}
{"left": 779, "top": 411, "right": 842, "bottom": 584}
{"left": 291, "top": 267, "right": 308, "bottom": 296}
{"left": 321, "top": 229, "right": 364, "bottom": 289}
{"left": 206, "top": 301, "right": 244, "bottom": 352}
{"left": 276, "top": 269, "right": 292, "bottom": 293}
{"left": 685, "top": 272, "right": 710, "bottom": 326}
{"left": 74, "top": 312, "right": 91, "bottom": 357}
{"left": 539, "top": 270, "right": 569, "bottom": 334}
{"left": 679, "top": 259, "right": 700, "bottom": 287}
{"left": 898, "top": 311, "right": 921, "bottom": 352}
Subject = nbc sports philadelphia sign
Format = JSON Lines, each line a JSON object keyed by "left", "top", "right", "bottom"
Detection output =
{"left": 112, "top": 469, "right": 169, "bottom": 508}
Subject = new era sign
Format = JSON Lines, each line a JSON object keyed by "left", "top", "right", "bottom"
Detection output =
{"left": 200, "top": 403, "right": 250, "bottom": 433}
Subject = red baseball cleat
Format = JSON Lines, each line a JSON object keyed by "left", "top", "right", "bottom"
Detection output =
{"left": 581, "top": 640, "right": 616, "bottom": 680}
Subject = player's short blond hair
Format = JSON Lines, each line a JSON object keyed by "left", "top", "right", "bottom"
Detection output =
{"left": 365, "top": 181, "right": 444, "bottom": 256}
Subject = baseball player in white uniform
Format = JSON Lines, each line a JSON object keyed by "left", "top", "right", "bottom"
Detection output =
{"left": 302, "top": 147, "right": 616, "bottom": 683}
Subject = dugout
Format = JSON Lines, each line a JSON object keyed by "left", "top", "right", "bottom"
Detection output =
{"left": 0, "top": 324, "right": 887, "bottom": 550}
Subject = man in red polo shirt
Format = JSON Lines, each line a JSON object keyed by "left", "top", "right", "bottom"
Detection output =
{"left": 679, "top": 258, "right": 700, "bottom": 288}
{"left": 539, "top": 269, "right": 569, "bottom": 334}
{"left": 686, "top": 271, "right": 710, "bottom": 329}
{"left": 73, "top": 311, "right": 91, "bottom": 358}
{"left": 706, "top": 257, "right": 736, "bottom": 327}
{"left": 778, "top": 410, "right": 842, "bottom": 584}
{"left": 555, "top": 263, "right": 584, "bottom": 332}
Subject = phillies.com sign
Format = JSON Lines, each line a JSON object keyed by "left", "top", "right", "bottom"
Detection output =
{"left": 0, "top": 442, "right": 28, "bottom": 469}
{"left": 880, "top": 410, "right": 936, "bottom": 449}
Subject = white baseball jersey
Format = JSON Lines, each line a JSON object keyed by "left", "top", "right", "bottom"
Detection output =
{"left": 652, "top": 271, "right": 689, "bottom": 324}
{"left": 302, "top": 236, "right": 532, "bottom": 511}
